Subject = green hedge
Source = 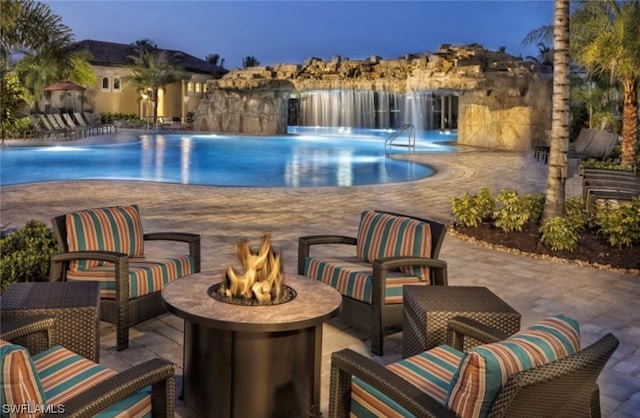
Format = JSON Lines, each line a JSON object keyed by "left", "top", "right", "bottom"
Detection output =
{"left": 1, "top": 220, "right": 59, "bottom": 291}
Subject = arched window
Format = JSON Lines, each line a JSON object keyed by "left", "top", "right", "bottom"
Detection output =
{"left": 113, "top": 78, "right": 121, "bottom": 91}
{"left": 101, "top": 77, "right": 110, "bottom": 91}
{"left": 195, "top": 83, "right": 202, "bottom": 93}
{"left": 187, "top": 82, "right": 194, "bottom": 93}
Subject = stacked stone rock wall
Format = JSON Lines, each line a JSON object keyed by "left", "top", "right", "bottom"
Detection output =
{"left": 193, "top": 44, "right": 552, "bottom": 149}
{"left": 193, "top": 79, "right": 293, "bottom": 135}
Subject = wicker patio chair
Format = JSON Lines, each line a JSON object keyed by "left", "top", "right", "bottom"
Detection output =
{"left": 1, "top": 316, "right": 175, "bottom": 417}
{"left": 50, "top": 204, "right": 201, "bottom": 350}
{"left": 329, "top": 315, "right": 618, "bottom": 418}
{"left": 298, "top": 210, "right": 448, "bottom": 355}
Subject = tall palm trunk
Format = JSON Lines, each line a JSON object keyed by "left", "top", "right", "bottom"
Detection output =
{"left": 544, "top": 0, "right": 571, "bottom": 220}
{"left": 620, "top": 79, "right": 638, "bottom": 167}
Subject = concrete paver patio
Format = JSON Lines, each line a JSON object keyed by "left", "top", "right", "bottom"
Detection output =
{"left": 1, "top": 146, "right": 638, "bottom": 417}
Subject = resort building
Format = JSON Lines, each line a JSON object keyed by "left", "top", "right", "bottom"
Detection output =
{"left": 64, "top": 40, "right": 227, "bottom": 122}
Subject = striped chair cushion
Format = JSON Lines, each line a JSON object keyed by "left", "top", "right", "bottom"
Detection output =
{"left": 446, "top": 315, "right": 581, "bottom": 418}
{"left": 66, "top": 205, "right": 145, "bottom": 271}
{"left": 32, "top": 346, "right": 151, "bottom": 417}
{"left": 356, "top": 211, "right": 432, "bottom": 280}
{"left": 350, "top": 345, "right": 464, "bottom": 417}
{"left": 66, "top": 255, "right": 195, "bottom": 299}
{"left": 303, "top": 257, "right": 425, "bottom": 304}
{"left": 0, "top": 340, "right": 46, "bottom": 418}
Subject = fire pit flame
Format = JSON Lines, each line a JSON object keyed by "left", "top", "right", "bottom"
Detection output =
{"left": 218, "top": 235, "right": 290, "bottom": 305}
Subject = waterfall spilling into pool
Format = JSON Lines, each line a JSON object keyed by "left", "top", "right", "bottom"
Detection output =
{"left": 294, "top": 90, "right": 448, "bottom": 132}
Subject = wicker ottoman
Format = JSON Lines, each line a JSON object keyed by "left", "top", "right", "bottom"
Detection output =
{"left": 1, "top": 281, "right": 101, "bottom": 362}
{"left": 402, "top": 285, "right": 521, "bottom": 358}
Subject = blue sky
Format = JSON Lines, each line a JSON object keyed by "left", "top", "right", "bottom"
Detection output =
{"left": 43, "top": 1, "right": 554, "bottom": 68}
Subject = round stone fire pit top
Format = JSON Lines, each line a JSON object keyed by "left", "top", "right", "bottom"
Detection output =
{"left": 162, "top": 271, "right": 342, "bottom": 333}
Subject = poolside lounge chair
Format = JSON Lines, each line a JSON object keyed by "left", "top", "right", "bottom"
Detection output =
{"left": 298, "top": 210, "right": 448, "bottom": 355}
{"left": 581, "top": 169, "right": 640, "bottom": 212}
{"left": 63, "top": 113, "right": 94, "bottom": 137}
{"left": 1, "top": 316, "right": 176, "bottom": 417}
{"left": 568, "top": 128, "right": 618, "bottom": 162}
{"left": 79, "top": 112, "right": 117, "bottom": 134}
{"left": 329, "top": 315, "right": 618, "bottom": 418}
{"left": 45, "top": 114, "right": 78, "bottom": 139}
{"left": 53, "top": 113, "right": 86, "bottom": 138}
{"left": 28, "top": 115, "right": 57, "bottom": 140}
{"left": 158, "top": 116, "right": 179, "bottom": 129}
{"left": 50, "top": 204, "right": 201, "bottom": 350}
{"left": 37, "top": 114, "right": 74, "bottom": 140}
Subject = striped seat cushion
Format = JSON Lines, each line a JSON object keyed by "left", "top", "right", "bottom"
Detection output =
{"left": 350, "top": 345, "right": 464, "bottom": 417}
{"left": 32, "top": 346, "right": 151, "bottom": 417}
{"left": 0, "top": 340, "right": 46, "bottom": 418}
{"left": 66, "top": 205, "right": 145, "bottom": 271}
{"left": 303, "top": 257, "right": 425, "bottom": 304}
{"left": 66, "top": 255, "right": 195, "bottom": 299}
{"left": 446, "top": 315, "right": 581, "bottom": 418}
{"left": 356, "top": 211, "right": 432, "bottom": 280}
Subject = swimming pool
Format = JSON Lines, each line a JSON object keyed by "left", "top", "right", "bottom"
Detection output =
{"left": 0, "top": 127, "right": 457, "bottom": 187}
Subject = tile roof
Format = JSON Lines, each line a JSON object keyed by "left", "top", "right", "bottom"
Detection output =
{"left": 68, "top": 39, "right": 227, "bottom": 76}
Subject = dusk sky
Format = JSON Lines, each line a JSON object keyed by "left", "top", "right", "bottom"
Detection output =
{"left": 43, "top": 1, "right": 554, "bottom": 68}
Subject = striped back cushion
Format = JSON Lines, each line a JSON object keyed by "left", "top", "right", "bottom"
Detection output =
{"left": 0, "top": 340, "right": 46, "bottom": 417}
{"left": 356, "top": 211, "right": 432, "bottom": 280}
{"left": 446, "top": 315, "right": 581, "bottom": 418}
{"left": 66, "top": 205, "right": 145, "bottom": 271}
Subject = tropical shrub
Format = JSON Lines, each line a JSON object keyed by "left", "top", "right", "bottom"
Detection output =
{"left": 0, "top": 220, "right": 59, "bottom": 291}
{"left": 565, "top": 196, "right": 589, "bottom": 229}
{"left": 475, "top": 187, "right": 496, "bottom": 221}
{"left": 540, "top": 216, "right": 581, "bottom": 252}
{"left": 579, "top": 159, "right": 635, "bottom": 172}
{"left": 595, "top": 198, "right": 640, "bottom": 248}
{"left": 524, "top": 193, "right": 545, "bottom": 225}
{"left": 493, "top": 189, "right": 531, "bottom": 233}
{"left": 451, "top": 192, "right": 482, "bottom": 227}
{"left": 100, "top": 112, "right": 138, "bottom": 123}
{"left": 451, "top": 187, "right": 496, "bottom": 227}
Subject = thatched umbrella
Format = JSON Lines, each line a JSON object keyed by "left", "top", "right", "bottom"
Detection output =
{"left": 43, "top": 80, "right": 85, "bottom": 114}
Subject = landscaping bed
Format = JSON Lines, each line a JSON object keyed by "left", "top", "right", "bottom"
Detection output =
{"left": 453, "top": 223, "right": 640, "bottom": 272}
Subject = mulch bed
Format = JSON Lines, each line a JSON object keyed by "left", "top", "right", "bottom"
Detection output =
{"left": 453, "top": 223, "right": 640, "bottom": 273}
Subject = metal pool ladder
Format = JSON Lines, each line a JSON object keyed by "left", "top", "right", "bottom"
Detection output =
{"left": 385, "top": 124, "right": 416, "bottom": 155}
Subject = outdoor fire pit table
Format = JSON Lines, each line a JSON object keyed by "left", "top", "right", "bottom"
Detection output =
{"left": 162, "top": 271, "right": 342, "bottom": 418}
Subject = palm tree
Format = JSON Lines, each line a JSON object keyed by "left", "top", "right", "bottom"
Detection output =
{"left": 242, "top": 56, "right": 260, "bottom": 69}
{"left": 1, "top": 0, "right": 74, "bottom": 67}
{"left": 571, "top": 0, "right": 640, "bottom": 167}
{"left": 206, "top": 53, "right": 225, "bottom": 68}
{"left": 543, "top": 0, "right": 571, "bottom": 220}
{"left": 132, "top": 39, "right": 157, "bottom": 58}
{"left": 525, "top": 42, "right": 554, "bottom": 67}
{"left": 1, "top": 0, "right": 76, "bottom": 137}
{"left": 13, "top": 51, "right": 95, "bottom": 112}
{"left": 124, "top": 49, "right": 189, "bottom": 128}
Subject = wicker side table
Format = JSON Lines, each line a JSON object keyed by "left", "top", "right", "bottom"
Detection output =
{"left": 402, "top": 286, "right": 521, "bottom": 358}
{"left": 1, "top": 281, "right": 100, "bottom": 362}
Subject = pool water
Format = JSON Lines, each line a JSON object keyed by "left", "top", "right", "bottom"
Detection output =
{"left": 0, "top": 127, "right": 457, "bottom": 187}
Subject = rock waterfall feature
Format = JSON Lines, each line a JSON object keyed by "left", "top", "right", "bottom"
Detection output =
{"left": 193, "top": 44, "right": 552, "bottom": 150}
